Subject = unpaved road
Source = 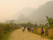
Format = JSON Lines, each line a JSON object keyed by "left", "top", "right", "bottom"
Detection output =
{"left": 8, "top": 28, "right": 50, "bottom": 40}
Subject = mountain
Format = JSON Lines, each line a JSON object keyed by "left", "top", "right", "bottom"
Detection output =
{"left": 4, "top": 14, "right": 35, "bottom": 24}
{"left": 2, "top": 1, "right": 53, "bottom": 24}
{"left": 14, "top": 14, "right": 35, "bottom": 24}
{"left": 0, "top": 7, "right": 35, "bottom": 22}
{"left": 29, "top": 1, "right": 53, "bottom": 24}
{"left": 14, "top": 18, "right": 35, "bottom": 24}
{"left": 8, "top": 7, "right": 35, "bottom": 20}
{"left": 18, "top": 14, "right": 26, "bottom": 19}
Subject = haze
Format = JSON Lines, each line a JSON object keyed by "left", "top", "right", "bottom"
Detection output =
{"left": 0, "top": 0, "right": 51, "bottom": 20}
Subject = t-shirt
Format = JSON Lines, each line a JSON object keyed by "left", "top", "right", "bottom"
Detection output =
{"left": 23, "top": 27, "right": 24, "bottom": 29}
{"left": 42, "top": 30, "right": 44, "bottom": 33}
{"left": 31, "top": 28, "right": 33, "bottom": 30}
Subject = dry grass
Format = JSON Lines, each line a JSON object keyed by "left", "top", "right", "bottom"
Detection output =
{"left": 48, "top": 28, "right": 53, "bottom": 37}
{"left": 33, "top": 27, "right": 53, "bottom": 40}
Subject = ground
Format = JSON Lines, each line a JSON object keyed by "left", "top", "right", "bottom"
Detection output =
{"left": 8, "top": 28, "right": 50, "bottom": 40}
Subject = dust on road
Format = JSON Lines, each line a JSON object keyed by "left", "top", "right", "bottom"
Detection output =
{"left": 8, "top": 28, "right": 50, "bottom": 40}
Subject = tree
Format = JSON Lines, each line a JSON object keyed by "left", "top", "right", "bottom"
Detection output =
{"left": 46, "top": 16, "right": 53, "bottom": 28}
{"left": 26, "top": 22, "right": 33, "bottom": 27}
{"left": 34, "top": 23, "right": 37, "bottom": 28}
{"left": 46, "top": 16, "right": 53, "bottom": 25}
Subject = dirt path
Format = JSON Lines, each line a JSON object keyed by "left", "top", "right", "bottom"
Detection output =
{"left": 8, "top": 28, "right": 50, "bottom": 40}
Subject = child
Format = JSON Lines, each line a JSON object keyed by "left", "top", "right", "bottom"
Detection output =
{"left": 23, "top": 27, "right": 25, "bottom": 32}
{"left": 41, "top": 28, "right": 44, "bottom": 37}
{"left": 31, "top": 28, "right": 33, "bottom": 32}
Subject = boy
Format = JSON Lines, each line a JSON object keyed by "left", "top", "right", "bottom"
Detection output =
{"left": 41, "top": 28, "right": 44, "bottom": 37}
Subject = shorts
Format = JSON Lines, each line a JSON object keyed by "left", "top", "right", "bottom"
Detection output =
{"left": 41, "top": 32, "right": 44, "bottom": 35}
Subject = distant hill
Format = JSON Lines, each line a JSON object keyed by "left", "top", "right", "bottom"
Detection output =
{"left": 4, "top": 20, "right": 11, "bottom": 23}
{"left": 4, "top": 14, "right": 35, "bottom": 24}
{"left": 14, "top": 14, "right": 35, "bottom": 24}
{"left": 0, "top": 7, "right": 35, "bottom": 23}
{"left": 14, "top": 18, "right": 35, "bottom": 24}
{"left": 29, "top": 1, "right": 53, "bottom": 24}
{"left": 2, "top": 1, "right": 53, "bottom": 24}
{"left": 8, "top": 7, "right": 35, "bottom": 20}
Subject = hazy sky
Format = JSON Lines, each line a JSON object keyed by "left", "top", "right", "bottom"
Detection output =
{"left": 0, "top": 0, "right": 52, "bottom": 20}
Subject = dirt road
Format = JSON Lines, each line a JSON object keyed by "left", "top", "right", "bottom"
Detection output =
{"left": 8, "top": 28, "right": 50, "bottom": 40}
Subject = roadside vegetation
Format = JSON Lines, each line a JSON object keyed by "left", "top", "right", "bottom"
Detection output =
{"left": 0, "top": 22, "right": 21, "bottom": 40}
{"left": 18, "top": 16, "right": 53, "bottom": 40}
{"left": 0, "top": 16, "right": 53, "bottom": 40}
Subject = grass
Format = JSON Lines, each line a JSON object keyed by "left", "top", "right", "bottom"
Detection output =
{"left": 48, "top": 36, "right": 53, "bottom": 40}
{"left": 1, "top": 32, "right": 11, "bottom": 40}
{"left": 32, "top": 30, "right": 53, "bottom": 40}
{"left": 31, "top": 27, "right": 53, "bottom": 40}
{"left": 0, "top": 31, "right": 11, "bottom": 40}
{"left": 0, "top": 29, "right": 18, "bottom": 40}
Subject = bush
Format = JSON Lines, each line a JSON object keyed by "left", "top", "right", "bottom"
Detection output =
{"left": 0, "top": 23, "right": 20, "bottom": 40}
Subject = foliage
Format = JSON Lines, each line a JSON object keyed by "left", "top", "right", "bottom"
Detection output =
{"left": 46, "top": 16, "right": 53, "bottom": 28}
{"left": 0, "top": 23, "right": 20, "bottom": 40}
{"left": 26, "top": 22, "right": 33, "bottom": 27}
{"left": 46, "top": 16, "right": 53, "bottom": 25}
{"left": 33, "top": 23, "right": 37, "bottom": 28}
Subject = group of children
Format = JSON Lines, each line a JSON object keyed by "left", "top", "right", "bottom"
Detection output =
{"left": 22, "top": 27, "right": 44, "bottom": 37}
{"left": 23, "top": 27, "right": 33, "bottom": 32}
{"left": 27, "top": 27, "right": 33, "bottom": 32}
